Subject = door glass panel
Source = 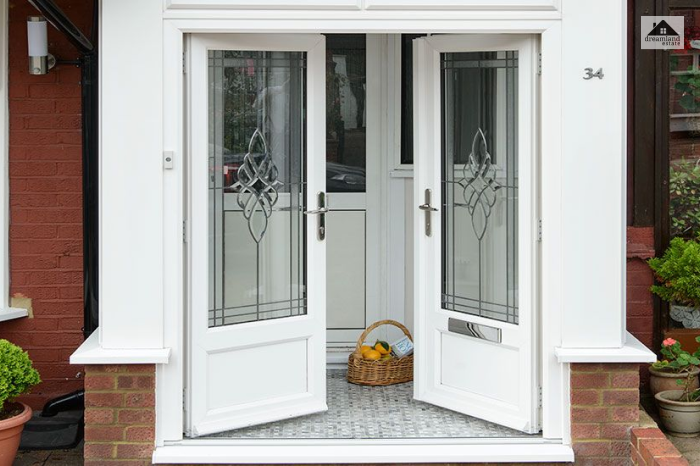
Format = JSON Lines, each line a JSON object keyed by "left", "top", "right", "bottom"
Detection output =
{"left": 208, "top": 50, "right": 307, "bottom": 328}
{"left": 326, "top": 34, "right": 366, "bottom": 193}
{"left": 441, "top": 51, "right": 519, "bottom": 325}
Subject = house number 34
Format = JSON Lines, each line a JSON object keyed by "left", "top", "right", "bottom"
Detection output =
{"left": 583, "top": 68, "right": 604, "bottom": 80}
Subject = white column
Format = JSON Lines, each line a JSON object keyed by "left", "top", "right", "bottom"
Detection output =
{"left": 559, "top": 0, "right": 626, "bottom": 348}
{"left": 100, "top": 0, "right": 164, "bottom": 349}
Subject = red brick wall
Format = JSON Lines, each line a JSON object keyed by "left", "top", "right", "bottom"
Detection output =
{"left": 627, "top": 226, "right": 656, "bottom": 392}
{"left": 84, "top": 365, "right": 156, "bottom": 466}
{"left": 0, "top": 0, "right": 93, "bottom": 409}
{"left": 570, "top": 363, "right": 640, "bottom": 465}
{"left": 83, "top": 363, "right": 645, "bottom": 465}
{"left": 631, "top": 428, "right": 688, "bottom": 466}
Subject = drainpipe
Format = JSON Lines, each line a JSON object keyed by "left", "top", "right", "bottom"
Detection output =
{"left": 28, "top": 0, "right": 99, "bottom": 340}
{"left": 26, "top": 0, "right": 99, "bottom": 418}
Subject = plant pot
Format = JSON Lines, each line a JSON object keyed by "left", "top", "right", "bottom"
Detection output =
{"left": 649, "top": 366, "right": 700, "bottom": 396}
{"left": 670, "top": 305, "right": 700, "bottom": 329}
{"left": 0, "top": 403, "right": 32, "bottom": 466}
{"left": 655, "top": 390, "right": 700, "bottom": 437}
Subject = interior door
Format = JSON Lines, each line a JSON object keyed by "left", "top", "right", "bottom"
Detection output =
{"left": 412, "top": 35, "right": 539, "bottom": 434}
{"left": 188, "top": 34, "right": 327, "bottom": 437}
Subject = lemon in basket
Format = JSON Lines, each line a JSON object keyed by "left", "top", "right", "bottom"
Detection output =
{"left": 360, "top": 345, "right": 373, "bottom": 355}
{"left": 374, "top": 340, "right": 391, "bottom": 355}
{"left": 363, "top": 349, "right": 381, "bottom": 361}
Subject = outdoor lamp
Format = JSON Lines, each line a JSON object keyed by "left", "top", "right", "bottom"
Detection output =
{"left": 27, "top": 16, "right": 55, "bottom": 75}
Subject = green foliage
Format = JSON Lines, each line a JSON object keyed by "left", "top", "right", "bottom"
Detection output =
{"left": 653, "top": 338, "right": 700, "bottom": 373}
{"left": 672, "top": 55, "right": 700, "bottom": 113}
{"left": 670, "top": 160, "right": 700, "bottom": 238}
{"left": 0, "top": 340, "right": 40, "bottom": 414}
{"left": 649, "top": 236, "right": 700, "bottom": 308}
{"left": 653, "top": 337, "right": 700, "bottom": 402}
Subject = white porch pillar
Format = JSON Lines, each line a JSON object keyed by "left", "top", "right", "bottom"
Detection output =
{"left": 559, "top": 0, "right": 628, "bottom": 349}
{"left": 99, "top": 0, "right": 165, "bottom": 350}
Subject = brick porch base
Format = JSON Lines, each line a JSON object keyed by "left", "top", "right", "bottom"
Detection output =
{"left": 84, "top": 363, "right": 645, "bottom": 465}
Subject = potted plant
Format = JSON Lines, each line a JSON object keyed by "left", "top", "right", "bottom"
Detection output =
{"left": 649, "top": 235, "right": 700, "bottom": 329}
{"left": 0, "top": 340, "right": 40, "bottom": 466}
{"left": 656, "top": 366, "right": 700, "bottom": 437}
{"left": 649, "top": 338, "right": 700, "bottom": 396}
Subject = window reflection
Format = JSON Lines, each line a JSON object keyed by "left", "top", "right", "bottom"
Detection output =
{"left": 326, "top": 35, "right": 367, "bottom": 193}
{"left": 670, "top": 10, "right": 700, "bottom": 240}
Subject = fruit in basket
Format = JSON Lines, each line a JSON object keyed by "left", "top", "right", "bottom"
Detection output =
{"left": 363, "top": 349, "right": 381, "bottom": 361}
{"left": 381, "top": 354, "right": 393, "bottom": 361}
{"left": 360, "top": 345, "right": 373, "bottom": 355}
{"left": 374, "top": 340, "right": 391, "bottom": 355}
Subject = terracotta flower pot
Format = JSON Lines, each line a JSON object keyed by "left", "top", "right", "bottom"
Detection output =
{"left": 0, "top": 403, "right": 32, "bottom": 466}
{"left": 649, "top": 366, "right": 700, "bottom": 396}
{"left": 656, "top": 390, "right": 700, "bottom": 437}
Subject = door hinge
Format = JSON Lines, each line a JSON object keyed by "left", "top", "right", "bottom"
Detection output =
{"left": 538, "top": 386, "right": 543, "bottom": 408}
{"left": 182, "top": 220, "right": 189, "bottom": 243}
{"left": 537, "top": 219, "right": 543, "bottom": 242}
{"left": 537, "top": 53, "right": 542, "bottom": 76}
{"left": 183, "top": 51, "right": 187, "bottom": 75}
{"left": 183, "top": 387, "right": 188, "bottom": 411}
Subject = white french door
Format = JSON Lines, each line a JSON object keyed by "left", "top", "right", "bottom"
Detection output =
{"left": 187, "top": 34, "right": 327, "bottom": 437}
{"left": 412, "top": 35, "right": 540, "bottom": 434}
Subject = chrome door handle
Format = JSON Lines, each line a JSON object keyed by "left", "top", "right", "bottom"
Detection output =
{"left": 304, "top": 192, "right": 327, "bottom": 240}
{"left": 303, "top": 207, "right": 330, "bottom": 215}
{"left": 419, "top": 189, "right": 438, "bottom": 237}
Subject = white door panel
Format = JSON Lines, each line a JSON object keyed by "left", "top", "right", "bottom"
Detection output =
{"left": 327, "top": 211, "right": 366, "bottom": 329}
{"left": 413, "top": 34, "right": 539, "bottom": 434}
{"left": 188, "top": 33, "right": 327, "bottom": 437}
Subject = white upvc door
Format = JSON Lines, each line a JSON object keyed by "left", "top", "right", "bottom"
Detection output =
{"left": 413, "top": 35, "right": 539, "bottom": 434}
{"left": 188, "top": 34, "right": 327, "bottom": 437}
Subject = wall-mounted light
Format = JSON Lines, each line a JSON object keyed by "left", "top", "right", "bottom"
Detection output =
{"left": 27, "top": 16, "right": 56, "bottom": 75}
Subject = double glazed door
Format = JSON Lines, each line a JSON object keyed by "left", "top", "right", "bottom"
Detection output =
{"left": 187, "top": 33, "right": 539, "bottom": 438}
{"left": 187, "top": 34, "right": 328, "bottom": 437}
{"left": 412, "top": 35, "right": 539, "bottom": 434}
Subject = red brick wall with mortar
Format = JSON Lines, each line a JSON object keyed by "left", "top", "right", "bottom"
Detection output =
{"left": 631, "top": 428, "right": 688, "bottom": 466}
{"left": 84, "top": 365, "right": 156, "bottom": 466}
{"left": 627, "top": 226, "right": 657, "bottom": 392}
{"left": 0, "top": 0, "right": 94, "bottom": 409}
{"left": 84, "top": 363, "right": 644, "bottom": 465}
{"left": 571, "top": 363, "right": 642, "bottom": 465}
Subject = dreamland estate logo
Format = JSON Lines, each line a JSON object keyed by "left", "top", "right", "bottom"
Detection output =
{"left": 642, "top": 16, "right": 684, "bottom": 50}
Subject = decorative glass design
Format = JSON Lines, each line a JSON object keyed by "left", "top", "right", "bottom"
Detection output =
{"left": 232, "top": 129, "right": 282, "bottom": 243}
{"left": 441, "top": 51, "right": 519, "bottom": 325}
{"left": 456, "top": 128, "right": 502, "bottom": 241}
{"left": 208, "top": 50, "right": 307, "bottom": 328}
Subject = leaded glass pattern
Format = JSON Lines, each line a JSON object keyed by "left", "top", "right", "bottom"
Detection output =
{"left": 208, "top": 50, "right": 307, "bottom": 328}
{"left": 441, "top": 51, "right": 519, "bottom": 325}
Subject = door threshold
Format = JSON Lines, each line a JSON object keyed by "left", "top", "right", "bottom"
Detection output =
{"left": 326, "top": 348, "right": 352, "bottom": 368}
{"left": 153, "top": 439, "right": 573, "bottom": 464}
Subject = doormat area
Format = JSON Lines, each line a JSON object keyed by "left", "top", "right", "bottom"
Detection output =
{"left": 208, "top": 370, "right": 539, "bottom": 439}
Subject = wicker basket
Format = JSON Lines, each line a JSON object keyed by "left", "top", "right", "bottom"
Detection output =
{"left": 347, "top": 320, "right": 414, "bottom": 386}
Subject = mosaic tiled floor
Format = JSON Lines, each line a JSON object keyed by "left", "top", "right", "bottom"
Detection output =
{"left": 210, "top": 370, "right": 540, "bottom": 439}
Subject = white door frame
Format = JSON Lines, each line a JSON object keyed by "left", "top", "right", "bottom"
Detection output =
{"left": 326, "top": 35, "right": 384, "bottom": 349}
{"left": 159, "top": 18, "right": 565, "bottom": 448}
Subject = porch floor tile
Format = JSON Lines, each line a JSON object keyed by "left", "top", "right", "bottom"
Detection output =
{"left": 208, "top": 370, "right": 539, "bottom": 440}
